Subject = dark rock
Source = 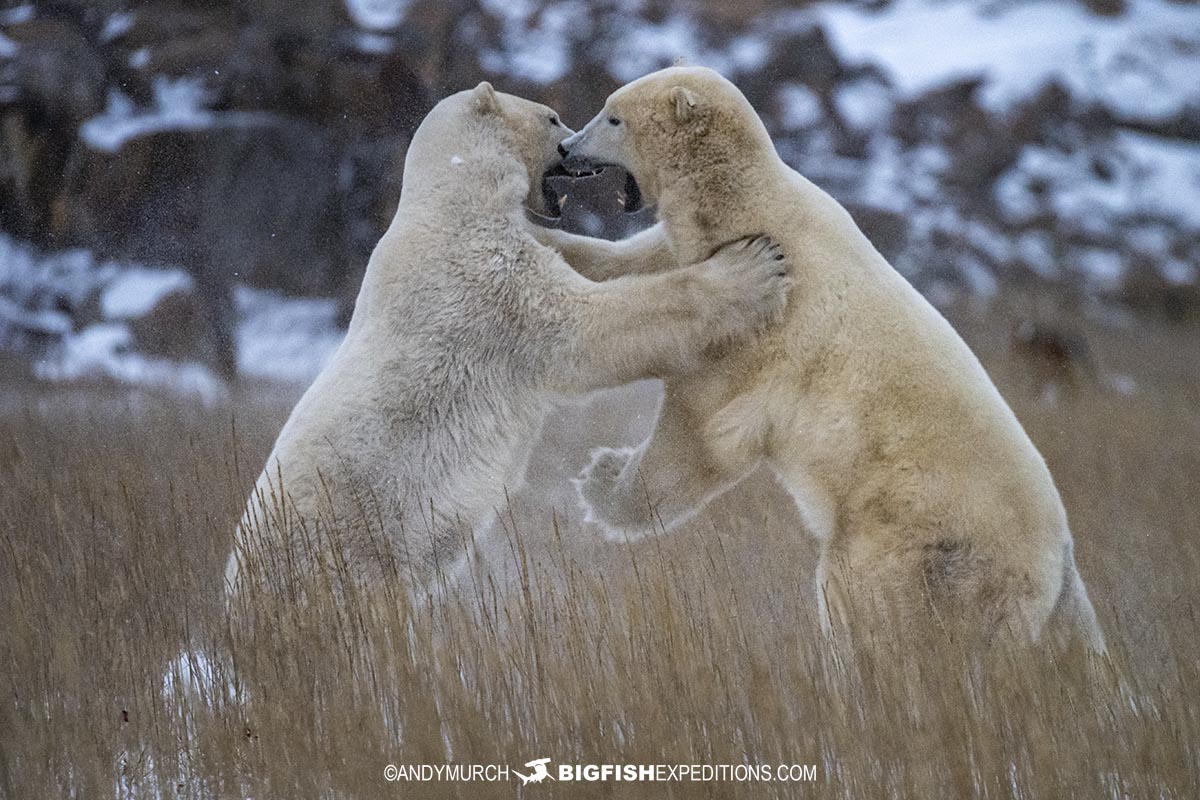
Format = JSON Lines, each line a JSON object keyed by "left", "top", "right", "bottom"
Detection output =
{"left": 1008, "top": 81, "right": 1075, "bottom": 147}
{"left": 392, "top": 0, "right": 494, "bottom": 97}
{"left": 61, "top": 116, "right": 348, "bottom": 295}
{"left": 108, "top": 4, "right": 230, "bottom": 51}
{"left": 242, "top": 0, "right": 349, "bottom": 39}
{"left": 132, "top": 26, "right": 241, "bottom": 79}
{"left": 0, "top": 12, "right": 106, "bottom": 243}
{"left": 54, "top": 116, "right": 352, "bottom": 379}
{"left": 893, "top": 78, "right": 987, "bottom": 146}
{"left": 1116, "top": 256, "right": 1200, "bottom": 321}
{"left": 1077, "top": 0, "right": 1126, "bottom": 17}
{"left": 300, "top": 38, "right": 432, "bottom": 134}
{"left": 1, "top": 0, "right": 435, "bottom": 379}
{"left": 125, "top": 285, "right": 209, "bottom": 362}
{"left": 756, "top": 24, "right": 846, "bottom": 96}
{"left": 28, "top": 0, "right": 136, "bottom": 21}
{"left": 1, "top": 15, "right": 107, "bottom": 121}
{"left": 894, "top": 78, "right": 1020, "bottom": 210}
{"left": 1111, "top": 111, "right": 1200, "bottom": 143}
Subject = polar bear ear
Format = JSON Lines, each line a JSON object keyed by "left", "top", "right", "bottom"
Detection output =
{"left": 670, "top": 86, "right": 701, "bottom": 124}
{"left": 470, "top": 81, "right": 501, "bottom": 115}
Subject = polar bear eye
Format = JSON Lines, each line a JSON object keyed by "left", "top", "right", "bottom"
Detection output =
{"left": 608, "top": 116, "right": 621, "bottom": 126}
{"left": 548, "top": 115, "right": 560, "bottom": 126}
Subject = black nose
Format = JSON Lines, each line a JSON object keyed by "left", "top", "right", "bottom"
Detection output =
{"left": 557, "top": 142, "right": 569, "bottom": 158}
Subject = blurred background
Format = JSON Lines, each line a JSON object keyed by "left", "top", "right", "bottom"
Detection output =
{"left": 0, "top": 0, "right": 1198, "bottom": 394}
{"left": 2, "top": 9, "right": 1200, "bottom": 793}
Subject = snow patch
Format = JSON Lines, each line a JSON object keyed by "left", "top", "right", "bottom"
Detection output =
{"left": 728, "top": 34, "right": 770, "bottom": 73}
{"left": 0, "top": 4, "right": 33, "bottom": 25}
{"left": 1074, "top": 248, "right": 1125, "bottom": 290}
{"left": 1106, "top": 373, "right": 1137, "bottom": 396}
{"left": 609, "top": 16, "right": 703, "bottom": 82}
{"left": 35, "top": 322, "right": 225, "bottom": 404}
{"left": 2, "top": 234, "right": 344, "bottom": 394}
{"left": 127, "top": 47, "right": 150, "bottom": 69}
{"left": 817, "top": 0, "right": 1200, "bottom": 118}
{"left": 82, "top": 77, "right": 213, "bottom": 152}
{"left": 835, "top": 77, "right": 893, "bottom": 132}
{"left": 1114, "top": 131, "right": 1200, "bottom": 230}
{"left": 998, "top": 133, "right": 1200, "bottom": 236}
{"left": 162, "top": 648, "right": 236, "bottom": 701}
{"left": 1014, "top": 232, "right": 1058, "bottom": 279}
{"left": 80, "top": 76, "right": 275, "bottom": 153}
{"left": 480, "top": 0, "right": 584, "bottom": 85}
{"left": 0, "top": 296, "right": 71, "bottom": 339}
{"left": 1161, "top": 259, "right": 1196, "bottom": 286}
{"left": 345, "top": 0, "right": 411, "bottom": 31}
{"left": 0, "top": 235, "right": 114, "bottom": 311}
{"left": 0, "top": 32, "right": 19, "bottom": 59}
{"left": 776, "top": 84, "right": 824, "bottom": 130}
{"left": 353, "top": 31, "right": 395, "bottom": 54}
{"left": 613, "top": 20, "right": 772, "bottom": 81}
{"left": 958, "top": 253, "right": 999, "bottom": 299}
{"left": 236, "top": 286, "right": 343, "bottom": 384}
{"left": 100, "top": 268, "right": 193, "bottom": 320}
{"left": 100, "top": 11, "right": 136, "bottom": 43}
{"left": 857, "top": 141, "right": 949, "bottom": 213}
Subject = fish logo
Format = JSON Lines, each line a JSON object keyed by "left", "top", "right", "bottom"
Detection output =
{"left": 513, "top": 757, "right": 553, "bottom": 785}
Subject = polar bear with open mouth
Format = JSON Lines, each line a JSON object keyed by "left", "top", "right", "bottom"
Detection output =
{"left": 556, "top": 67, "right": 1104, "bottom": 653}
{"left": 224, "top": 81, "right": 791, "bottom": 603}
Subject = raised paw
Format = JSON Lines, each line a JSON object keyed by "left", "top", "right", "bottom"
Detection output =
{"left": 701, "top": 234, "right": 793, "bottom": 340}
{"left": 573, "top": 446, "right": 649, "bottom": 541}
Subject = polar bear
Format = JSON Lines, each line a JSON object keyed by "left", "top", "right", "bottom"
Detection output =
{"left": 224, "top": 81, "right": 791, "bottom": 602}
{"left": 558, "top": 67, "right": 1104, "bottom": 652}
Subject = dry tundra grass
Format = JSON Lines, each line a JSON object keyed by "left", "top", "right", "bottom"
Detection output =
{"left": 1, "top": 294, "right": 1198, "bottom": 798}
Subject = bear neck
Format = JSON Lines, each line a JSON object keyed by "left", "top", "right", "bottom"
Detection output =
{"left": 657, "top": 158, "right": 787, "bottom": 264}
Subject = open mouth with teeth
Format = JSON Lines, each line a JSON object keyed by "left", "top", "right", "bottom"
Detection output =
{"left": 537, "top": 160, "right": 644, "bottom": 218}
{"left": 536, "top": 162, "right": 574, "bottom": 219}
{"left": 614, "top": 169, "right": 643, "bottom": 213}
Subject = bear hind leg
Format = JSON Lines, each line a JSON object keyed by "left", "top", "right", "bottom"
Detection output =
{"left": 816, "top": 535, "right": 1051, "bottom": 653}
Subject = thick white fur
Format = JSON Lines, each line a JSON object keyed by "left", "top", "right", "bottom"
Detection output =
{"left": 561, "top": 67, "right": 1104, "bottom": 652}
{"left": 224, "top": 82, "right": 792, "bottom": 600}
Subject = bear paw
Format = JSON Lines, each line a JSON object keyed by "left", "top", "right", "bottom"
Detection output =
{"left": 573, "top": 446, "right": 652, "bottom": 542}
{"left": 701, "top": 234, "right": 793, "bottom": 341}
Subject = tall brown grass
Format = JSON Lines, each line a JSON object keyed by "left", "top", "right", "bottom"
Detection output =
{"left": 1, "top": 298, "right": 1198, "bottom": 799}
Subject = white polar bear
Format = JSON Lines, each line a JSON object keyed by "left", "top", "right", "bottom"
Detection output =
{"left": 557, "top": 67, "right": 1104, "bottom": 652}
{"left": 224, "top": 81, "right": 791, "bottom": 601}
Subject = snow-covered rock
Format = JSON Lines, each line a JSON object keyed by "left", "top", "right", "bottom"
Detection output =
{"left": 35, "top": 322, "right": 225, "bottom": 403}
{"left": 3, "top": 0, "right": 1199, "bottom": 396}
{"left": 0, "top": 234, "right": 345, "bottom": 395}
{"left": 80, "top": 76, "right": 274, "bottom": 153}
{"left": 100, "top": 268, "right": 194, "bottom": 320}
{"left": 816, "top": 0, "right": 1200, "bottom": 121}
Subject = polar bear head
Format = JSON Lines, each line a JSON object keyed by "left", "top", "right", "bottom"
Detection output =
{"left": 559, "top": 66, "right": 776, "bottom": 214}
{"left": 402, "top": 81, "right": 575, "bottom": 218}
